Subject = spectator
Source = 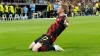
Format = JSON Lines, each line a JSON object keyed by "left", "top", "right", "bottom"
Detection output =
{"left": 49, "top": 2, "right": 53, "bottom": 18}
{"left": 47, "top": 2, "right": 50, "bottom": 18}
{"left": 29, "top": 2, "right": 36, "bottom": 19}
{"left": 88, "top": 3, "right": 93, "bottom": 15}
{"left": 15, "top": 5, "right": 22, "bottom": 16}
{"left": 9, "top": 4, "right": 15, "bottom": 19}
{"left": 98, "top": 2, "right": 100, "bottom": 15}
{"left": 4, "top": 3, "right": 9, "bottom": 20}
{"left": 95, "top": 2, "right": 99, "bottom": 15}
{"left": 0, "top": 3, "right": 4, "bottom": 20}
{"left": 80, "top": 3, "right": 85, "bottom": 16}
{"left": 93, "top": 3, "right": 96, "bottom": 15}
{"left": 23, "top": 6, "right": 28, "bottom": 17}
{"left": 68, "top": 4, "right": 74, "bottom": 17}
{"left": 73, "top": 4, "right": 79, "bottom": 16}
{"left": 53, "top": 1, "right": 59, "bottom": 17}
{"left": 85, "top": 3, "right": 89, "bottom": 16}
{"left": 21, "top": 7, "right": 23, "bottom": 15}
{"left": 47, "top": 2, "right": 53, "bottom": 18}
{"left": 75, "top": 4, "right": 80, "bottom": 16}
{"left": 15, "top": 4, "right": 18, "bottom": 14}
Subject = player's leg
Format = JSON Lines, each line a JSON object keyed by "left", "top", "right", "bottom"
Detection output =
{"left": 32, "top": 35, "right": 64, "bottom": 52}
{"left": 32, "top": 43, "right": 65, "bottom": 52}
{"left": 32, "top": 34, "right": 55, "bottom": 52}
{"left": 29, "top": 37, "right": 42, "bottom": 50}
{"left": 37, "top": 44, "right": 55, "bottom": 52}
{"left": 29, "top": 41, "right": 35, "bottom": 50}
{"left": 29, "top": 34, "right": 64, "bottom": 52}
{"left": 32, "top": 42, "right": 42, "bottom": 52}
{"left": 32, "top": 42, "right": 55, "bottom": 52}
{"left": 29, "top": 34, "right": 47, "bottom": 50}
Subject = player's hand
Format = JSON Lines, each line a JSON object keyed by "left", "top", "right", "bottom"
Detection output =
{"left": 64, "top": 19, "right": 69, "bottom": 27}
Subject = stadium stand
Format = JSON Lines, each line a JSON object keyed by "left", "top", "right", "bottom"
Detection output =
{"left": 0, "top": 0, "right": 100, "bottom": 21}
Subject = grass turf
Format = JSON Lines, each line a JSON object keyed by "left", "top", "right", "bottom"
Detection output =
{"left": 0, "top": 16, "right": 100, "bottom": 56}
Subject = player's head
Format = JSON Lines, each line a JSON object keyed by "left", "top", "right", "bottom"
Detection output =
{"left": 57, "top": 4, "right": 67, "bottom": 14}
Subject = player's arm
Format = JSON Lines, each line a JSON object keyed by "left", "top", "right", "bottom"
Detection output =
{"left": 64, "top": 19, "right": 69, "bottom": 27}
{"left": 63, "top": 16, "right": 69, "bottom": 27}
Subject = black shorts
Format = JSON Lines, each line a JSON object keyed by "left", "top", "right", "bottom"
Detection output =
{"left": 34, "top": 34, "right": 53, "bottom": 45}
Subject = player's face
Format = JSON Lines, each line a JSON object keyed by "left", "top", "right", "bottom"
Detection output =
{"left": 57, "top": 6, "right": 64, "bottom": 14}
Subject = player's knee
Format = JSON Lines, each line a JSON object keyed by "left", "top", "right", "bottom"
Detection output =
{"left": 29, "top": 42, "right": 35, "bottom": 50}
{"left": 32, "top": 47, "right": 38, "bottom": 52}
{"left": 32, "top": 42, "right": 42, "bottom": 52}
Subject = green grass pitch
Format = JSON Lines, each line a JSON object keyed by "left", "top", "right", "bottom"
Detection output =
{"left": 0, "top": 16, "right": 100, "bottom": 56}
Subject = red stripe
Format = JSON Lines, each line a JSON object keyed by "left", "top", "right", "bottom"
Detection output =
{"left": 40, "top": 45, "right": 47, "bottom": 52}
{"left": 51, "top": 34, "right": 58, "bottom": 43}
{"left": 47, "top": 29, "right": 51, "bottom": 35}
{"left": 51, "top": 24, "right": 55, "bottom": 32}
{"left": 59, "top": 16, "right": 62, "bottom": 22}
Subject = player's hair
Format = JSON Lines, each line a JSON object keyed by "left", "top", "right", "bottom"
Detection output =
{"left": 60, "top": 4, "right": 68, "bottom": 13}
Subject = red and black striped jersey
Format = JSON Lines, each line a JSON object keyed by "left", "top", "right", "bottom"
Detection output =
{"left": 47, "top": 15, "right": 68, "bottom": 43}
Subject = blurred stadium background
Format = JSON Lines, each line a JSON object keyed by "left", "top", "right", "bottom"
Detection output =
{"left": 0, "top": 0, "right": 100, "bottom": 20}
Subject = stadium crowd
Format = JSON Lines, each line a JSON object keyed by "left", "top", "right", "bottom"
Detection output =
{"left": 0, "top": 0, "right": 100, "bottom": 21}
{"left": 0, "top": 3, "right": 29, "bottom": 20}
{"left": 47, "top": 0, "right": 100, "bottom": 18}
